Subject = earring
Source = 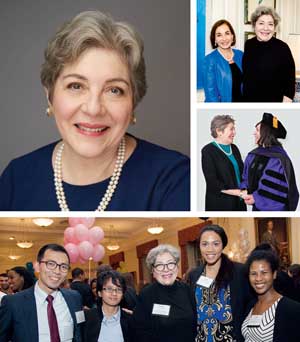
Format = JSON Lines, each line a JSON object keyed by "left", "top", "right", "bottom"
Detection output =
{"left": 131, "top": 113, "right": 137, "bottom": 125}
{"left": 46, "top": 107, "right": 52, "bottom": 116}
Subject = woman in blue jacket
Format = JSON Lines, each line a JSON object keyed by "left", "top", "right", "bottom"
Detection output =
{"left": 203, "top": 19, "right": 243, "bottom": 102}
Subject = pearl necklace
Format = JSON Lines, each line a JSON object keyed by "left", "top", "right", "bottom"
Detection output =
{"left": 54, "top": 137, "right": 126, "bottom": 211}
{"left": 214, "top": 141, "right": 232, "bottom": 156}
{"left": 218, "top": 48, "right": 234, "bottom": 63}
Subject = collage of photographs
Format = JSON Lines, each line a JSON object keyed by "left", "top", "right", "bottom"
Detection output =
{"left": 0, "top": 0, "right": 300, "bottom": 341}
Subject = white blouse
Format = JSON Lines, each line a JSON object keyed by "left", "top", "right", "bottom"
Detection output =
{"left": 241, "top": 297, "right": 282, "bottom": 342}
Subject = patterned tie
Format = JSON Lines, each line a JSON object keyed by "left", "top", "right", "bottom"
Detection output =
{"left": 46, "top": 295, "right": 60, "bottom": 342}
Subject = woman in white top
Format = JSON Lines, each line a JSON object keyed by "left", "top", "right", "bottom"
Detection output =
{"left": 242, "top": 247, "right": 300, "bottom": 342}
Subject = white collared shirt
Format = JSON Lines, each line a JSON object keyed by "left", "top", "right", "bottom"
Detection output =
{"left": 98, "top": 306, "right": 124, "bottom": 342}
{"left": 35, "top": 282, "right": 74, "bottom": 342}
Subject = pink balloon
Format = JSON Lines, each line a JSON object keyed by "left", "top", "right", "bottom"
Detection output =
{"left": 78, "top": 241, "right": 93, "bottom": 260}
{"left": 92, "top": 244, "right": 105, "bottom": 262}
{"left": 64, "top": 227, "right": 78, "bottom": 244}
{"left": 74, "top": 224, "right": 89, "bottom": 242}
{"left": 78, "top": 258, "right": 86, "bottom": 265}
{"left": 64, "top": 243, "right": 79, "bottom": 263}
{"left": 80, "top": 218, "right": 95, "bottom": 228}
{"left": 63, "top": 236, "right": 70, "bottom": 245}
{"left": 88, "top": 226, "right": 104, "bottom": 245}
{"left": 68, "top": 218, "right": 83, "bottom": 227}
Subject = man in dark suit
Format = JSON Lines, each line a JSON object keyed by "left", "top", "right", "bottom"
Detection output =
{"left": 71, "top": 267, "right": 94, "bottom": 309}
{"left": 261, "top": 220, "right": 280, "bottom": 254}
{"left": 0, "top": 244, "right": 84, "bottom": 342}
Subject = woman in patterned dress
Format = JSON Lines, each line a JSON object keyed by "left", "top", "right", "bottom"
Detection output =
{"left": 188, "top": 225, "right": 252, "bottom": 342}
{"left": 242, "top": 247, "right": 300, "bottom": 341}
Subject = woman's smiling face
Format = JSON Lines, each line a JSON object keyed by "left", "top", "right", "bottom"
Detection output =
{"left": 49, "top": 47, "right": 133, "bottom": 160}
{"left": 254, "top": 14, "right": 275, "bottom": 42}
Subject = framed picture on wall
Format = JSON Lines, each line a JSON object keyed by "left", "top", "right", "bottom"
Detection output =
{"left": 245, "top": 0, "right": 276, "bottom": 24}
{"left": 255, "top": 218, "right": 290, "bottom": 267}
{"left": 244, "top": 31, "right": 256, "bottom": 43}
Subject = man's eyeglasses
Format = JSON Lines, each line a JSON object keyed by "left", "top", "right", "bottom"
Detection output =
{"left": 103, "top": 287, "right": 123, "bottom": 294}
{"left": 153, "top": 262, "right": 177, "bottom": 272}
{"left": 39, "top": 260, "right": 70, "bottom": 273}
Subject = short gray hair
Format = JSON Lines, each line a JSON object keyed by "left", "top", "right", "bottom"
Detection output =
{"left": 251, "top": 6, "right": 280, "bottom": 28}
{"left": 146, "top": 244, "right": 180, "bottom": 270}
{"left": 210, "top": 115, "right": 235, "bottom": 138}
{"left": 41, "top": 10, "right": 147, "bottom": 108}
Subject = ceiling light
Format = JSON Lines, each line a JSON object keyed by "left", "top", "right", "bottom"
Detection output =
{"left": 147, "top": 226, "right": 164, "bottom": 235}
{"left": 9, "top": 236, "right": 15, "bottom": 240}
{"left": 106, "top": 225, "right": 120, "bottom": 251}
{"left": 16, "top": 241, "right": 34, "bottom": 249}
{"left": 106, "top": 244, "right": 120, "bottom": 251}
{"left": 32, "top": 218, "right": 53, "bottom": 227}
{"left": 8, "top": 255, "right": 21, "bottom": 260}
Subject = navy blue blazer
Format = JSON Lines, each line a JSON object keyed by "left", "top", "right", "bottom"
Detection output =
{"left": 0, "top": 286, "right": 83, "bottom": 342}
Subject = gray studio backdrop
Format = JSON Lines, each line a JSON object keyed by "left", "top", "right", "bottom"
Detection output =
{"left": 0, "top": 0, "right": 190, "bottom": 173}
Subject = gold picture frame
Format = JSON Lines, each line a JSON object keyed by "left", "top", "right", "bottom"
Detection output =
{"left": 255, "top": 218, "right": 290, "bottom": 264}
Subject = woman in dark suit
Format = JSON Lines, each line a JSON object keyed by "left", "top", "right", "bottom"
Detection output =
{"left": 132, "top": 244, "right": 197, "bottom": 342}
{"left": 83, "top": 270, "right": 132, "bottom": 342}
{"left": 242, "top": 247, "right": 300, "bottom": 341}
{"left": 201, "top": 115, "right": 246, "bottom": 211}
{"left": 188, "top": 225, "right": 252, "bottom": 342}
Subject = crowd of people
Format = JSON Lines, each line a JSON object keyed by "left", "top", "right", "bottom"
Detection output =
{"left": 202, "top": 113, "right": 299, "bottom": 211}
{"left": 0, "top": 225, "right": 300, "bottom": 341}
{"left": 202, "top": 6, "right": 296, "bottom": 103}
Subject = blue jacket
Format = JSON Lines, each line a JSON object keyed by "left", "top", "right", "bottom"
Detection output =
{"left": 0, "top": 286, "right": 83, "bottom": 342}
{"left": 203, "top": 48, "right": 243, "bottom": 102}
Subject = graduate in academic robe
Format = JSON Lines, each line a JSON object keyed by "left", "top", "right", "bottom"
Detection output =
{"left": 223, "top": 113, "right": 299, "bottom": 211}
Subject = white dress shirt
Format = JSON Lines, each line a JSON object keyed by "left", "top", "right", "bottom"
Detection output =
{"left": 35, "top": 282, "right": 74, "bottom": 342}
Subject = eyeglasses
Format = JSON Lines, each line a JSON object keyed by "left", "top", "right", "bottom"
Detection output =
{"left": 103, "top": 287, "right": 123, "bottom": 294}
{"left": 153, "top": 262, "right": 177, "bottom": 272}
{"left": 39, "top": 260, "right": 70, "bottom": 273}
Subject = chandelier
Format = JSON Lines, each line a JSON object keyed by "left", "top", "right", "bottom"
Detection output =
{"left": 16, "top": 241, "right": 33, "bottom": 249}
{"left": 16, "top": 218, "right": 33, "bottom": 249}
{"left": 32, "top": 218, "right": 53, "bottom": 227}
{"left": 106, "top": 225, "right": 120, "bottom": 251}
{"left": 106, "top": 243, "right": 120, "bottom": 251}
{"left": 8, "top": 255, "right": 21, "bottom": 260}
{"left": 147, "top": 225, "right": 164, "bottom": 235}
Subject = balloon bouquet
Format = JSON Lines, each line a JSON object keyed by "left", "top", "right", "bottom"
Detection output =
{"left": 64, "top": 218, "right": 105, "bottom": 264}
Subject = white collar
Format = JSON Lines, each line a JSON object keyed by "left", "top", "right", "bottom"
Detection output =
{"left": 35, "top": 281, "right": 59, "bottom": 304}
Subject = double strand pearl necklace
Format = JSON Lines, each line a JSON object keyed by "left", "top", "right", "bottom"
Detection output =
{"left": 54, "top": 137, "right": 126, "bottom": 211}
{"left": 214, "top": 141, "right": 232, "bottom": 156}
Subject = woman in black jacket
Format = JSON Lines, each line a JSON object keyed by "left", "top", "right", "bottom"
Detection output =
{"left": 201, "top": 115, "right": 246, "bottom": 211}
{"left": 242, "top": 247, "right": 300, "bottom": 342}
{"left": 132, "top": 244, "right": 197, "bottom": 342}
{"left": 188, "top": 225, "right": 252, "bottom": 342}
{"left": 83, "top": 270, "right": 133, "bottom": 342}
